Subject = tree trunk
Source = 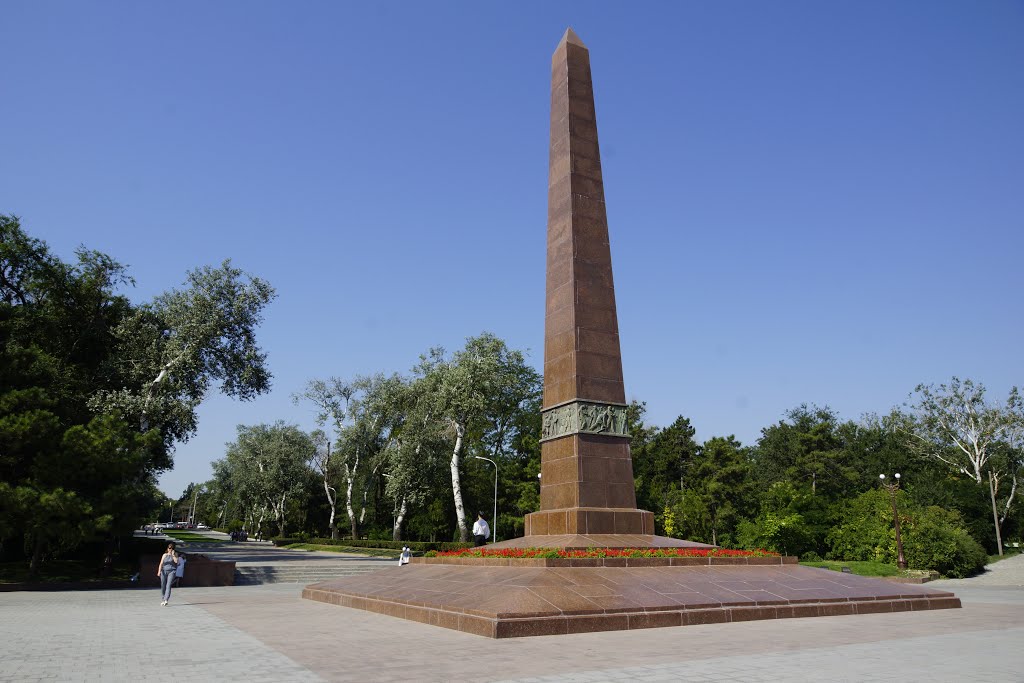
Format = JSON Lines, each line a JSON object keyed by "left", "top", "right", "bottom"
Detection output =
{"left": 321, "top": 440, "right": 338, "bottom": 540}
{"left": 449, "top": 422, "right": 469, "bottom": 542}
{"left": 343, "top": 449, "right": 361, "bottom": 540}
{"left": 358, "top": 462, "right": 381, "bottom": 526}
{"left": 989, "top": 471, "right": 1004, "bottom": 556}
{"left": 255, "top": 506, "right": 267, "bottom": 540}
{"left": 324, "top": 479, "right": 338, "bottom": 540}
{"left": 28, "top": 536, "right": 45, "bottom": 578}
{"left": 276, "top": 492, "right": 288, "bottom": 536}
{"left": 344, "top": 464, "right": 359, "bottom": 540}
{"left": 1000, "top": 473, "right": 1018, "bottom": 525}
{"left": 393, "top": 496, "right": 408, "bottom": 541}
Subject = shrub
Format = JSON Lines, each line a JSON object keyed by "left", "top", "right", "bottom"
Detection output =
{"left": 903, "top": 506, "right": 987, "bottom": 578}
{"left": 801, "top": 550, "right": 822, "bottom": 562}
{"left": 736, "top": 512, "right": 814, "bottom": 557}
{"left": 827, "top": 491, "right": 987, "bottom": 577}
{"left": 825, "top": 489, "right": 896, "bottom": 562}
{"left": 271, "top": 537, "right": 302, "bottom": 547}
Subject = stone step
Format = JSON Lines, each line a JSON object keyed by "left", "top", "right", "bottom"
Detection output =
{"left": 233, "top": 565, "right": 387, "bottom": 585}
{"left": 235, "top": 565, "right": 385, "bottom": 574}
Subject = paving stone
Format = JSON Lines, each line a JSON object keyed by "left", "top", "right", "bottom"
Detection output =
{"left": 1, "top": 555, "right": 1023, "bottom": 681}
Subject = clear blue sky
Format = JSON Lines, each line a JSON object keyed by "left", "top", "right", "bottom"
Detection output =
{"left": 4, "top": 2, "right": 1022, "bottom": 498}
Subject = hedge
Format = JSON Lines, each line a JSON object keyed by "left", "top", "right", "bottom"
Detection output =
{"left": 270, "top": 537, "right": 473, "bottom": 553}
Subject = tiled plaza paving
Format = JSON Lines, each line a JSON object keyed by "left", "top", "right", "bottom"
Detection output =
{"left": 2, "top": 555, "right": 1024, "bottom": 682}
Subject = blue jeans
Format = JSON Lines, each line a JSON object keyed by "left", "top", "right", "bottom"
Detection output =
{"left": 160, "top": 569, "right": 175, "bottom": 602}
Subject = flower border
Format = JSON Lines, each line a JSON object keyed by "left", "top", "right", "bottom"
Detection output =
{"left": 424, "top": 547, "right": 778, "bottom": 559}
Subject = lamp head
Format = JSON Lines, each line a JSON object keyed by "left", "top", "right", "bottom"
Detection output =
{"left": 879, "top": 474, "right": 885, "bottom": 480}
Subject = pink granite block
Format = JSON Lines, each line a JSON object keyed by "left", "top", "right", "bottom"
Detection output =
{"left": 429, "top": 609, "right": 461, "bottom": 631}
{"left": 729, "top": 606, "right": 779, "bottom": 622}
{"left": 818, "top": 602, "right": 857, "bottom": 617}
{"left": 854, "top": 601, "right": 894, "bottom": 615}
{"left": 776, "top": 604, "right": 821, "bottom": 619}
{"left": 565, "top": 614, "right": 630, "bottom": 634}
{"left": 625, "top": 558, "right": 663, "bottom": 568}
{"left": 528, "top": 586, "right": 604, "bottom": 615}
{"left": 458, "top": 615, "right": 497, "bottom": 638}
{"left": 628, "top": 611, "right": 683, "bottom": 629}
{"left": 495, "top": 617, "right": 569, "bottom": 638}
{"left": 684, "top": 609, "right": 731, "bottom": 626}
{"left": 670, "top": 557, "right": 710, "bottom": 567}
{"left": 927, "top": 596, "right": 962, "bottom": 610}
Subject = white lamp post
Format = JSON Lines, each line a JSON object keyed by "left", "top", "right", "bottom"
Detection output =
{"left": 879, "top": 473, "right": 907, "bottom": 570}
{"left": 473, "top": 456, "right": 498, "bottom": 543}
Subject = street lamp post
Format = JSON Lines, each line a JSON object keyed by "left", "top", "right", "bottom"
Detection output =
{"left": 473, "top": 456, "right": 498, "bottom": 543}
{"left": 190, "top": 487, "right": 200, "bottom": 526}
{"left": 879, "top": 473, "right": 907, "bottom": 570}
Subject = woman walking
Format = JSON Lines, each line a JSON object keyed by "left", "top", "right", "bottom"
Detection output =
{"left": 157, "top": 542, "right": 178, "bottom": 606}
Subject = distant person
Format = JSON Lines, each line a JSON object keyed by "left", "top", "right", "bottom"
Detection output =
{"left": 472, "top": 512, "right": 490, "bottom": 547}
{"left": 174, "top": 553, "right": 187, "bottom": 587}
{"left": 157, "top": 542, "right": 178, "bottom": 606}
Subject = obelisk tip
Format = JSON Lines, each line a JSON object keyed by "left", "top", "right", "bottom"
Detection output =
{"left": 558, "top": 27, "right": 586, "bottom": 49}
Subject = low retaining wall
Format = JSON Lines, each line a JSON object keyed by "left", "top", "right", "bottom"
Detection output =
{"left": 140, "top": 554, "right": 235, "bottom": 587}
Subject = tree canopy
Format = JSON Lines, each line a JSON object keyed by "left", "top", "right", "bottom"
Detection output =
{"left": 0, "top": 215, "right": 275, "bottom": 574}
{"left": 4, "top": 216, "right": 1020, "bottom": 581}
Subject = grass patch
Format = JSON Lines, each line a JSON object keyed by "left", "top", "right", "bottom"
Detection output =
{"left": 800, "top": 560, "right": 901, "bottom": 577}
{"left": 163, "top": 531, "right": 228, "bottom": 544}
{"left": 284, "top": 543, "right": 403, "bottom": 559}
{"left": 0, "top": 560, "right": 134, "bottom": 584}
{"left": 987, "top": 550, "right": 1021, "bottom": 565}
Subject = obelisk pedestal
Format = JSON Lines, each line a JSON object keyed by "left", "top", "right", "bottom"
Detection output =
{"left": 301, "top": 29, "right": 961, "bottom": 636}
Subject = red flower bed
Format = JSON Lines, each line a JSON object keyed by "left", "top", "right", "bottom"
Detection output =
{"left": 425, "top": 547, "right": 778, "bottom": 559}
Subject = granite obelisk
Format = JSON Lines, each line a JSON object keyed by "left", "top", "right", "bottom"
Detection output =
{"left": 523, "top": 28, "right": 654, "bottom": 540}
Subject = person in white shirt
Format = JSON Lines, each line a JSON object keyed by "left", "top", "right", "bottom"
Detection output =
{"left": 472, "top": 512, "right": 490, "bottom": 547}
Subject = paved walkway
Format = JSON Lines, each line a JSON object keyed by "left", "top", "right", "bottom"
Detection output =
{"left": 2, "top": 554, "right": 1024, "bottom": 682}
{"left": 141, "top": 529, "right": 393, "bottom": 565}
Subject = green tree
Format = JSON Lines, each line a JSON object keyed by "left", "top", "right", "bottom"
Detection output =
{"left": 215, "top": 422, "right": 315, "bottom": 537}
{"left": 414, "top": 333, "right": 540, "bottom": 542}
{"left": 906, "top": 378, "right": 1021, "bottom": 553}
{"left": 677, "top": 436, "right": 754, "bottom": 546}
{"left": 736, "top": 481, "right": 820, "bottom": 557}
{"left": 0, "top": 216, "right": 275, "bottom": 574}
{"left": 90, "top": 259, "right": 276, "bottom": 446}
{"left": 296, "top": 373, "right": 410, "bottom": 539}
{"left": 378, "top": 374, "right": 450, "bottom": 540}
{"left": 826, "top": 488, "right": 986, "bottom": 577}
{"left": 751, "top": 405, "right": 857, "bottom": 499}
{"left": 633, "top": 415, "right": 698, "bottom": 525}
{"left": 1, "top": 217, "right": 159, "bottom": 572}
